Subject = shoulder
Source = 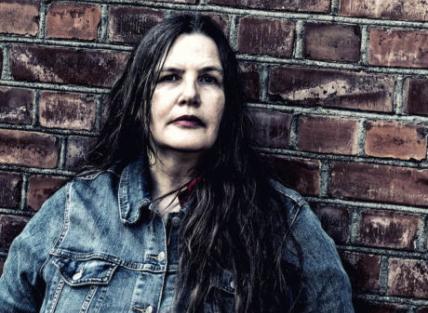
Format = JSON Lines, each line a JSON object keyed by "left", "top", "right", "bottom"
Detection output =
{"left": 269, "top": 179, "right": 311, "bottom": 229}
{"left": 270, "top": 181, "right": 354, "bottom": 311}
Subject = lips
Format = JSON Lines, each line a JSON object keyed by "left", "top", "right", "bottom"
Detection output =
{"left": 171, "top": 115, "right": 204, "bottom": 127}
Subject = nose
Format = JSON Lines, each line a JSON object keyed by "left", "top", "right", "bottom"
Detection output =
{"left": 178, "top": 75, "right": 200, "bottom": 106}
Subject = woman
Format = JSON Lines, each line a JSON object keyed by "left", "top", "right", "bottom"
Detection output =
{"left": 0, "top": 14, "right": 354, "bottom": 313}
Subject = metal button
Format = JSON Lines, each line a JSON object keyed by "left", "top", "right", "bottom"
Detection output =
{"left": 171, "top": 216, "right": 181, "bottom": 226}
{"left": 157, "top": 251, "right": 165, "bottom": 262}
{"left": 146, "top": 305, "right": 153, "bottom": 313}
{"left": 230, "top": 280, "right": 235, "bottom": 289}
{"left": 72, "top": 268, "right": 83, "bottom": 280}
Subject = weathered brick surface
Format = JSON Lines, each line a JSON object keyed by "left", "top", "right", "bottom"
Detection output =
{"left": 27, "top": 175, "right": 66, "bottom": 211}
{"left": 341, "top": 251, "right": 381, "bottom": 292}
{"left": 312, "top": 204, "right": 350, "bottom": 244}
{"left": 0, "top": 0, "right": 39, "bottom": 36}
{"left": 269, "top": 67, "right": 394, "bottom": 112}
{"left": 353, "top": 300, "right": 408, "bottom": 313}
{"left": 358, "top": 210, "right": 421, "bottom": 250}
{"left": 46, "top": 2, "right": 101, "bottom": 41}
{"left": 263, "top": 155, "right": 320, "bottom": 196}
{"left": 238, "top": 17, "right": 295, "bottom": 58}
{"left": 340, "top": 0, "right": 428, "bottom": 22}
{"left": 240, "top": 62, "right": 260, "bottom": 101}
{"left": 364, "top": 121, "right": 427, "bottom": 160}
{"left": 329, "top": 162, "right": 428, "bottom": 206}
{"left": 39, "top": 91, "right": 96, "bottom": 130}
{"left": 108, "top": 6, "right": 163, "bottom": 44}
{"left": 0, "top": 214, "right": 29, "bottom": 249}
{"left": 0, "top": 129, "right": 58, "bottom": 168}
{"left": 66, "top": 136, "right": 96, "bottom": 170}
{"left": 0, "top": 87, "right": 33, "bottom": 124}
{"left": 369, "top": 28, "right": 428, "bottom": 68}
{"left": 10, "top": 45, "right": 129, "bottom": 87}
{"left": 207, "top": 0, "right": 331, "bottom": 12}
{"left": 248, "top": 108, "right": 292, "bottom": 148}
{"left": 404, "top": 78, "right": 428, "bottom": 116}
{"left": 0, "top": 172, "right": 22, "bottom": 208}
{"left": 303, "top": 23, "right": 361, "bottom": 62}
{"left": 297, "top": 115, "right": 359, "bottom": 155}
{"left": 388, "top": 258, "right": 428, "bottom": 298}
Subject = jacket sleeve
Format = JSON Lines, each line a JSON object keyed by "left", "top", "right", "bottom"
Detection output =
{"left": 0, "top": 184, "right": 68, "bottom": 313}
{"left": 286, "top": 202, "right": 355, "bottom": 313}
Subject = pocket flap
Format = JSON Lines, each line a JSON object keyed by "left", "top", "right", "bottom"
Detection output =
{"left": 53, "top": 256, "right": 118, "bottom": 287}
{"left": 213, "top": 269, "right": 235, "bottom": 295}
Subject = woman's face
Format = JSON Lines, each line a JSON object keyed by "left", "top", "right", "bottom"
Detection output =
{"left": 150, "top": 33, "right": 225, "bottom": 154}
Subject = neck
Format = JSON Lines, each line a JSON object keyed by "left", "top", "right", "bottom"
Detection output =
{"left": 149, "top": 148, "right": 200, "bottom": 199}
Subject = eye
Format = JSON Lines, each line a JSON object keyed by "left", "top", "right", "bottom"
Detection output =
{"left": 199, "top": 74, "right": 221, "bottom": 85}
{"left": 158, "top": 74, "right": 180, "bottom": 83}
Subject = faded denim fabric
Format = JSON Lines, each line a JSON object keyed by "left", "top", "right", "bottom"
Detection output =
{"left": 0, "top": 156, "right": 354, "bottom": 313}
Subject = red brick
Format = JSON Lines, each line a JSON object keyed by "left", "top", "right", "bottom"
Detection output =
{"left": 108, "top": 6, "right": 163, "bottom": 44}
{"left": 358, "top": 210, "right": 421, "bottom": 250}
{"left": 364, "top": 121, "right": 426, "bottom": 161}
{"left": 39, "top": 91, "right": 96, "bottom": 131}
{"left": 46, "top": 2, "right": 101, "bottom": 41}
{"left": 341, "top": 251, "right": 381, "bottom": 292}
{"left": 297, "top": 115, "right": 359, "bottom": 155}
{"left": 304, "top": 23, "right": 361, "bottom": 62}
{"left": 10, "top": 45, "right": 129, "bottom": 88}
{"left": 340, "top": 0, "right": 428, "bottom": 22}
{"left": 404, "top": 78, "right": 428, "bottom": 116}
{"left": 269, "top": 67, "right": 394, "bottom": 112}
{"left": 0, "top": 87, "right": 34, "bottom": 124}
{"left": 369, "top": 28, "right": 428, "bottom": 68}
{"left": 353, "top": 300, "right": 408, "bottom": 313}
{"left": 312, "top": 204, "right": 350, "bottom": 244}
{"left": 0, "top": 172, "right": 22, "bottom": 208}
{"left": 248, "top": 108, "right": 292, "bottom": 148}
{"left": 263, "top": 155, "right": 320, "bottom": 196}
{"left": 388, "top": 258, "right": 428, "bottom": 298}
{"left": 66, "top": 136, "right": 96, "bottom": 170}
{"left": 0, "top": 129, "right": 58, "bottom": 168}
{"left": 240, "top": 62, "right": 260, "bottom": 101}
{"left": 0, "top": 214, "right": 29, "bottom": 249}
{"left": 207, "top": 0, "right": 330, "bottom": 12}
{"left": 27, "top": 175, "right": 66, "bottom": 211}
{"left": 329, "top": 162, "right": 428, "bottom": 206}
{"left": 238, "top": 17, "right": 295, "bottom": 58}
{"left": 0, "top": 0, "right": 39, "bottom": 36}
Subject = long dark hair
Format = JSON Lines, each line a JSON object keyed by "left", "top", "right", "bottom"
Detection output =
{"left": 85, "top": 14, "right": 303, "bottom": 313}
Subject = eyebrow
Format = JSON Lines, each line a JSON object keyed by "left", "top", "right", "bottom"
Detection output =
{"left": 160, "top": 66, "right": 224, "bottom": 74}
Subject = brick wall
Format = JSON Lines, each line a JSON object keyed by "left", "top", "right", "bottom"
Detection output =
{"left": 0, "top": 0, "right": 427, "bottom": 311}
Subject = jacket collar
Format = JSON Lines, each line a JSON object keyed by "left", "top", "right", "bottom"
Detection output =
{"left": 118, "top": 155, "right": 152, "bottom": 224}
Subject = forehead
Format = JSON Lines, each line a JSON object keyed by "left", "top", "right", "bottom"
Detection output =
{"left": 162, "top": 33, "right": 222, "bottom": 68}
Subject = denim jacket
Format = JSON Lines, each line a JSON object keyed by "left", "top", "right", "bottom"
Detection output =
{"left": 0, "top": 156, "right": 354, "bottom": 313}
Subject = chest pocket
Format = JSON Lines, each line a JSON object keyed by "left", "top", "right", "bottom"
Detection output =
{"left": 206, "top": 269, "right": 236, "bottom": 313}
{"left": 45, "top": 255, "right": 119, "bottom": 313}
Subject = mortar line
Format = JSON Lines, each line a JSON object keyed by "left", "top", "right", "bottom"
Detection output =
{"left": 293, "top": 20, "right": 304, "bottom": 59}
{"left": 360, "top": 24, "right": 369, "bottom": 65}
{"left": 78, "top": 0, "right": 428, "bottom": 30}
{"left": 394, "top": 76, "right": 405, "bottom": 115}
{"left": 100, "top": 4, "right": 109, "bottom": 42}
{"left": 19, "top": 174, "right": 29, "bottom": 211}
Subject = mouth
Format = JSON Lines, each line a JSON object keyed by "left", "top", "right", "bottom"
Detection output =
{"left": 171, "top": 115, "right": 205, "bottom": 128}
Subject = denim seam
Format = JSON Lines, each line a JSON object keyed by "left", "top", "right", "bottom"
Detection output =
{"left": 47, "top": 278, "right": 65, "bottom": 313}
